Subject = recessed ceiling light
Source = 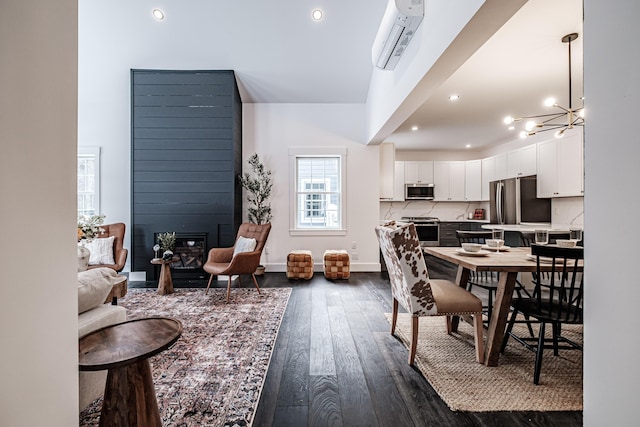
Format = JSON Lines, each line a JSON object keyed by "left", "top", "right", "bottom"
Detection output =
{"left": 465, "top": 144, "right": 471, "bottom": 149}
{"left": 411, "top": 125, "right": 418, "bottom": 131}
{"left": 312, "top": 9, "right": 323, "bottom": 21}
{"left": 449, "top": 94, "right": 460, "bottom": 101}
{"left": 152, "top": 9, "right": 165, "bottom": 21}
{"left": 508, "top": 126, "right": 515, "bottom": 131}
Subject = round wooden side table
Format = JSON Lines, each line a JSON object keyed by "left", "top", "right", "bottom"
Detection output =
{"left": 79, "top": 317, "right": 183, "bottom": 427}
{"left": 150, "top": 258, "right": 175, "bottom": 295}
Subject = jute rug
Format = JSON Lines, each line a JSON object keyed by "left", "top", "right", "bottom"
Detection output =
{"left": 385, "top": 312, "right": 583, "bottom": 412}
{"left": 80, "top": 287, "right": 291, "bottom": 426}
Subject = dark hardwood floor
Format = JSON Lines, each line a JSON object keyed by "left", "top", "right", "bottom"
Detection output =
{"left": 130, "top": 259, "right": 583, "bottom": 427}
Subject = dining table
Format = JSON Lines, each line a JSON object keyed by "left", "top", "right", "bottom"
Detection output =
{"left": 422, "top": 246, "right": 581, "bottom": 367}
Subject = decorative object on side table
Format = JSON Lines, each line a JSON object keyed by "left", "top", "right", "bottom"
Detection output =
{"left": 157, "top": 231, "right": 176, "bottom": 253}
{"left": 153, "top": 244, "right": 160, "bottom": 260}
{"left": 239, "top": 153, "right": 272, "bottom": 275}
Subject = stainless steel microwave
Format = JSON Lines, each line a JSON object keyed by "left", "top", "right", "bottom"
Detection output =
{"left": 405, "top": 183, "right": 434, "bottom": 200}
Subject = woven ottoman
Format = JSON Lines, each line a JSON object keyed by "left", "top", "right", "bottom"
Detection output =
{"left": 323, "top": 250, "right": 350, "bottom": 280}
{"left": 286, "top": 250, "right": 314, "bottom": 280}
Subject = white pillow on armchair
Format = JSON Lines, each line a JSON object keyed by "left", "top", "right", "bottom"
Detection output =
{"left": 83, "top": 236, "right": 116, "bottom": 265}
{"left": 233, "top": 236, "right": 257, "bottom": 257}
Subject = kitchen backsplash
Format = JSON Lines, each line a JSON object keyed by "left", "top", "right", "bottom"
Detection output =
{"left": 380, "top": 201, "right": 489, "bottom": 222}
{"left": 380, "top": 196, "right": 584, "bottom": 228}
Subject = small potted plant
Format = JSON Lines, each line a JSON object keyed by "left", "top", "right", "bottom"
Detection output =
{"left": 157, "top": 232, "right": 176, "bottom": 261}
{"left": 240, "top": 153, "right": 272, "bottom": 274}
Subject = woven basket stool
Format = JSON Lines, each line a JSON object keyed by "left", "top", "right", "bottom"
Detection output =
{"left": 323, "top": 249, "right": 350, "bottom": 280}
{"left": 286, "top": 250, "right": 314, "bottom": 280}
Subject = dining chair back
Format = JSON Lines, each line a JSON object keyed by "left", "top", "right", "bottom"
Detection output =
{"left": 502, "top": 244, "right": 584, "bottom": 384}
{"left": 376, "top": 221, "right": 485, "bottom": 365}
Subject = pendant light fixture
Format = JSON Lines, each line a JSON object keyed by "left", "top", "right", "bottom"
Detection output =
{"left": 503, "top": 33, "right": 584, "bottom": 139}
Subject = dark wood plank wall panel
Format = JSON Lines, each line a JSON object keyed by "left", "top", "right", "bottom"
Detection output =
{"left": 131, "top": 70, "right": 242, "bottom": 279}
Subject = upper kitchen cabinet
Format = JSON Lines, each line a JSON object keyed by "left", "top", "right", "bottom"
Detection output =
{"left": 465, "top": 159, "right": 482, "bottom": 201}
{"left": 537, "top": 132, "right": 584, "bottom": 198}
{"left": 393, "top": 161, "right": 405, "bottom": 201}
{"left": 481, "top": 156, "right": 496, "bottom": 201}
{"left": 404, "top": 161, "right": 434, "bottom": 183}
{"left": 434, "top": 161, "right": 465, "bottom": 201}
{"left": 495, "top": 153, "right": 508, "bottom": 180}
{"left": 506, "top": 144, "right": 536, "bottom": 178}
{"left": 379, "top": 143, "right": 395, "bottom": 200}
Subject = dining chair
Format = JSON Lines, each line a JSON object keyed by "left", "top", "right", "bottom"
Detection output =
{"left": 456, "top": 230, "right": 530, "bottom": 322}
{"left": 376, "top": 221, "right": 485, "bottom": 366}
{"left": 501, "top": 244, "right": 584, "bottom": 384}
{"left": 456, "top": 230, "right": 500, "bottom": 320}
{"left": 203, "top": 223, "right": 271, "bottom": 303}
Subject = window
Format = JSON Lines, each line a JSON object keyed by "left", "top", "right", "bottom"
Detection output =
{"left": 290, "top": 147, "right": 346, "bottom": 235}
{"left": 78, "top": 147, "right": 100, "bottom": 216}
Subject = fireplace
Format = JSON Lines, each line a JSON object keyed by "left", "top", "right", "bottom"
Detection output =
{"left": 155, "top": 233, "right": 208, "bottom": 280}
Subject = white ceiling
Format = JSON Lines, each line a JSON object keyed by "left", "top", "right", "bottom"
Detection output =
{"left": 132, "top": 0, "right": 583, "bottom": 151}
{"left": 388, "top": 0, "right": 584, "bottom": 151}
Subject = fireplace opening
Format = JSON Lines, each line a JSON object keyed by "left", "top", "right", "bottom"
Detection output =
{"left": 154, "top": 232, "right": 208, "bottom": 280}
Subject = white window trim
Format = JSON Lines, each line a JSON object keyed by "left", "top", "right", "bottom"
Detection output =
{"left": 289, "top": 147, "right": 347, "bottom": 236}
{"left": 78, "top": 146, "right": 101, "bottom": 216}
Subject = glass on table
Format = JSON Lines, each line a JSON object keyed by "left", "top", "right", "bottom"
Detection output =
{"left": 569, "top": 227, "right": 583, "bottom": 243}
{"left": 491, "top": 228, "right": 505, "bottom": 253}
{"left": 534, "top": 229, "right": 549, "bottom": 245}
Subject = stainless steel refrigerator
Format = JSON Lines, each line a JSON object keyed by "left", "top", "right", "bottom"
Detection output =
{"left": 489, "top": 176, "right": 551, "bottom": 224}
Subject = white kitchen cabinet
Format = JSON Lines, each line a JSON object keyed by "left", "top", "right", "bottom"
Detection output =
{"left": 434, "top": 161, "right": 465, "bottom": 201}
{"left": 393, "top": 161, "right": 405, "bottom": 201}
{"left": 507, "top": 144, "right": 536, "bottom": 177}
{"left": 465, "top": 159, "right": 482, "bottom": 201}
{"left": 537, "top": 133, "right": 584, "bottom": 198}
{"left": 494, "top": 153, "right": 507, "bottom": 180}
{"left": 379, "top": 142, "right": 395, "bottom": 199}
{"left": 404, "top": 160, "right": 434, "bottom": 183}
{"left": 481, "top": 156, "right": 496, "bottom": 201}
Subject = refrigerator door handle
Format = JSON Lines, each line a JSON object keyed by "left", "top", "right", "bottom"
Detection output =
{"left": 497, "top": 182, "right": 504, "bottom": 224}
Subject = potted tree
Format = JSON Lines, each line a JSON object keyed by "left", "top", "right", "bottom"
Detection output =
{"left": 240, "top": 153, "right": 272, "bottom": 274}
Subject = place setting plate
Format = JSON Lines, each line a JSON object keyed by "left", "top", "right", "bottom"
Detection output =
{"left": 525, "top": 254, "right": 554, "bottom": 263}
{"left": 456, "top": 249, "right": 492, "bottom": 257}
{"left": 481, "top": 245, "right": 511, "bottom": 252}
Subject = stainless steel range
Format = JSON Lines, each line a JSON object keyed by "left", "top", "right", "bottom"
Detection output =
{"left": 401, "top": 216, "right": 440, "bottom": 246}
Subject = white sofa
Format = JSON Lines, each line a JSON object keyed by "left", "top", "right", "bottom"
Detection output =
{"left": 78, "top": 267, "right": 127, "bottom": 412}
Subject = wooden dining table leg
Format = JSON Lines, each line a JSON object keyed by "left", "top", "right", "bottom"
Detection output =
{"left": 484, "top": 271, "right": 518, "bottom": 366}
{"left": 450, "top": 266, "right": 471, "bottom": 333}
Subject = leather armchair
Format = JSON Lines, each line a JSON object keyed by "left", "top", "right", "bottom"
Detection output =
{"left": 203, "top": 223, "right": 271, "bottom": 303}
{"left": 87, "top": 222, "right": 128, "bottom": 273}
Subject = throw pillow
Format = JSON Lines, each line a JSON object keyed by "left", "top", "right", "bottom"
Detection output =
{"left": 77, "top": 267, "right": 119, "bottom": 313}
{"left": 233, "top": 236, "right": 257, "bottom": 257}
{"left": 84, "top": 236, "right": 116, "bottom": 265}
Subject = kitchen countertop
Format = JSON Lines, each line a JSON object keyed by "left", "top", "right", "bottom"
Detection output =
{"left": 439, "top": 219, "right": 490, "bottom": 223}
{"left": 480, "top": 223, "right": 567, "bottom": 231}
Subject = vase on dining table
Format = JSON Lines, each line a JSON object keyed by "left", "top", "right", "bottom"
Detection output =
{"left": 78, "top": 242, "right": 91, "bottom": 272}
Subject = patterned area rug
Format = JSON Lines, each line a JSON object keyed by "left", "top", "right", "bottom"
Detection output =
{"left": 80, "top": 287, "right": 291, "bottom": 426}
{"left": 385, "top": 313, "right": 583, "bottom": 412}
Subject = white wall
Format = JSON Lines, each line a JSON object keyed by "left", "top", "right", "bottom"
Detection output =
{"left": 0, "top": 1, "right": 79, "bottom": 425}
{"left": 583, "top": 1, "right": 640, "bottom": 424}
{"left": 244, "top": 103, "right": 381, "bottom": 271}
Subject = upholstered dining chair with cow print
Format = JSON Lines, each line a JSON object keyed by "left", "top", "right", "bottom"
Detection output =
{"left": 375, "top": 221, "right": 485, "bottom": 365}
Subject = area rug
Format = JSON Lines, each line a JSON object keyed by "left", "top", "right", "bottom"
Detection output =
{"left": 80, "top": 287, "right": 291, "bottom": 426}
{"left": 384, "top": 313, "right": 583, "bottom": 412}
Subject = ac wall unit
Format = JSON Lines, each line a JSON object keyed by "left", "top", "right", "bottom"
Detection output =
{"left": 371, "top": 0, "right": 424, "bottom": 70}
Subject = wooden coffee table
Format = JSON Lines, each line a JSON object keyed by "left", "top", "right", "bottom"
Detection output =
{"left": 150, "top": 258, "right": 174, "bottom": 295}
{"left": 79, "top": 317, "right": 183, "bottom": 426}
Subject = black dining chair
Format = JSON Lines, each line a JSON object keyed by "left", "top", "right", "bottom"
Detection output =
{"left": 501, "top": 244, "right": 584, "bottom": 384}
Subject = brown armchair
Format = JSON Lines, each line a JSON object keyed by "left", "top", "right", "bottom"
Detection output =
{"left": 203, "top": 223, "right": 271, "bottom": 303}
{"left": 86, "top": 222, "right": 128, "bottom": 273}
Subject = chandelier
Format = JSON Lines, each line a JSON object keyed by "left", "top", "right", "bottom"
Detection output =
{"left": 503, "top": 33, "right": 584, "bottom": 139}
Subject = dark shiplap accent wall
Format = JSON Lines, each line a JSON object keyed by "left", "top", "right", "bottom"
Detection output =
{"left": 131, "top": 70, "right": 242, "bottom": 279}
